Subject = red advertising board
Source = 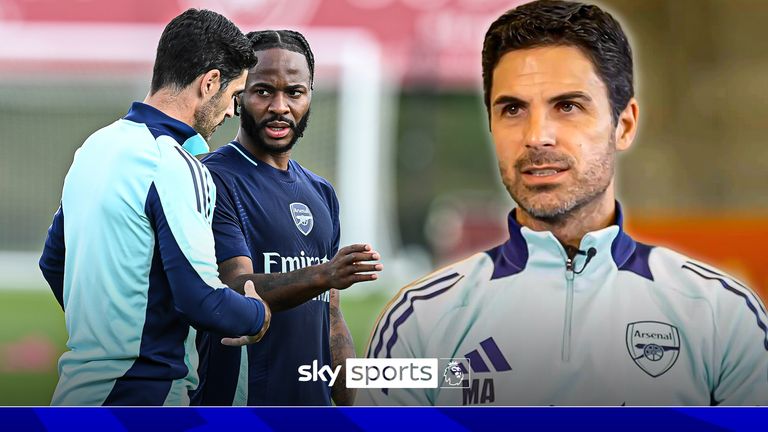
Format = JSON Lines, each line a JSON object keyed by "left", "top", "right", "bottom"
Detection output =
{"left": 0, "top": 0, "right": 524, "bottom": 85}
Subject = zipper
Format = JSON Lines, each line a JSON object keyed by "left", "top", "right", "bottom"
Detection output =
{"left": 562, "top": 257, "right": 575, "bottom": 362}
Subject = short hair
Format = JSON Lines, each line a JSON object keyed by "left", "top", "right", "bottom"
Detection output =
{"left": 150, "top": 9, "right": 256, "bottom": 94}
{"left": 482, "top": 0, "right": 634, "bottom": 123}
{"left": 246, "top": 30, "right": 315, "bottom": 89}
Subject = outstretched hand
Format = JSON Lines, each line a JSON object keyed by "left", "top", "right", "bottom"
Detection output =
{"left": 221, "top": 280, "right": 272, "bottom": 346}
{"left": 319, "top": 243, "right": 383, "bottom": 290}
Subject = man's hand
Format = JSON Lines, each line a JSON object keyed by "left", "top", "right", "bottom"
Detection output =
{"left": 317, "top": 244, "right": 383, "bottom": 290}
{"left": 221, "top": 244, "right": 383, "bottom": 313}
{"left": 220, "top": 280, "right": 272, "bottom": 346}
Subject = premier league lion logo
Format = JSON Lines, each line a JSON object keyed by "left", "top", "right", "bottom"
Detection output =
{"left": 443, "top": 361, "right": 464, "bottom": 386}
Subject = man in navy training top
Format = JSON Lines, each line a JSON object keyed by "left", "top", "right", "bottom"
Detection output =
{"left": 193, "top": 30, "right": 381, "bottom": 406}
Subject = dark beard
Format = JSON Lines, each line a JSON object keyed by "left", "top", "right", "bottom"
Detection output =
{"left": 239, "top": 103, "right": 310, "bottom": 155}
{"left": 502, "top": 134, "right": 615, "bottom": 224}
{"left": 192, "top": 89, "right": 226, "bottom": 140}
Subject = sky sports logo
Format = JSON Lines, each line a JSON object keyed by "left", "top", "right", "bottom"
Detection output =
{"left": 298, "top": 358, "right": 470, "bottom": 388}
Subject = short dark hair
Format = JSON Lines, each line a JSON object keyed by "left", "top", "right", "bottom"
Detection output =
{"left": 246, "top": 30, "right": 315, "bottom": 89}
{"left": 482, "top": 0, "right": 633, "bottom": 123}
{"left": 150, "top": 9, "right": 256, "bottom": 94}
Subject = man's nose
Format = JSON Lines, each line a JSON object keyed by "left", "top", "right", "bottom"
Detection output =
{"left": 524, "top": 109, "right": 555, "bottom": 149}
{"left": 268, "top": 93, "right": 290, "bottom": 116}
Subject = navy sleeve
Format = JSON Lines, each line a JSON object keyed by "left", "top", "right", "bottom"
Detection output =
{"left": 39, "top": 205, "right": 65, "bottom": 309}
{"left": 207, "top": 169, "right": 252, "bottom": 263}
{"left": 146, "top": 182, "right": 264, "bottom": 336}
{"left": 330, "top": 190, "right": 341, "bottom": 256}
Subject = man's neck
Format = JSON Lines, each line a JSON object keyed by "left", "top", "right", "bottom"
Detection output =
{"left": 516, "top": 190, "right": 616, "bottom": 251}
{"left": 236, "top": 130, "right": 292, "bottom": 171}
{"left": 143, "top": 89, "right": 196, "bottom": 129}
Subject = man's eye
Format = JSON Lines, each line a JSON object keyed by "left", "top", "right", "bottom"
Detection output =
{"left": 503, "top": 105, "right": 520, "bottom": 116}
{"left": 256, "top": 89, "right": 270, "bottom": 96}
{"left": 558, "top": 102, "right": 578, "bottom": 113}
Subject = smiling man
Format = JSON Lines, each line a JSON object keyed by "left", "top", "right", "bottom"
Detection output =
{"left": 360, "top": 0, "right": 768, "bottom": 406}
{"left": 192, "top": 30, "right": 381, "bottom": 406}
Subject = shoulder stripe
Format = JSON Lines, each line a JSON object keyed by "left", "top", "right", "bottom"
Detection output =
{"left": 383, "top": 280, "right": 461, "bottom": 359}
{"left": 173, "top": 146, "right": 204, "bottom": 213}
{"left": 173, "top": 147, "right": 202, "bottom": 213}
{"left": 685, "top": 261, "right": 766, "bottom": 315}
{"left": 367, "top": 271, "right": 460, "bottom": 358}
{"left": 368, "top": 272, "right": 461, "bottom": 358}
{"left": 190, "top": 154, "right": 208, "bottom": 216}
{"left": 364, "top": 270, "right": 454, "bottom": 357}
{"left": 202, "top": 168, "right": 211, "bottom": 219}
{"left": 364, "top": 255, "right": 479, "bottom": 359}
{"left": 682, "top": 263, "right": 768, "bottom": 351}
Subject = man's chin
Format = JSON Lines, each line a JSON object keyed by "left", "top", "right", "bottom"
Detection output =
{"left": 512, "top": 190, "right": 574, "bottom": 220}
{"left": 258, "top": 133, "right": 295, "bottom": 154}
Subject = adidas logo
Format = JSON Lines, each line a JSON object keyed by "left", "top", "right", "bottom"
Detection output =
{"left": 456, "top": 337, "right": 510, "bottom": 405}
{"left": 458, "top": 337, "right": 512, "bottom": 374}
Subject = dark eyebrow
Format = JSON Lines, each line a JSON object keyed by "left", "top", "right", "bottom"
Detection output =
{"left": 492, "top": 95, "right": 528, "bottom": 108}
{"left": 548, "top": 91, "right": 593, "bottom": 104}
{"left": 249, "top": 82, "right": 308, "bottom": 92}
{"left": 250, "top": 82, "right": 276, "bottom": 91}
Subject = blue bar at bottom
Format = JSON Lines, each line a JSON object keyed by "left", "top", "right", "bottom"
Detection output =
{"left": 1, "top": 407, "right": 765, "bottom": 432}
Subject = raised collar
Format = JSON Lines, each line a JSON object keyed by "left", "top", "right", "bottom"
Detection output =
{"left": 487, "top": 202, "right": 653, "bottom": 281}
{"left": 123, "top": 102, "right": 209, "bottom": 156}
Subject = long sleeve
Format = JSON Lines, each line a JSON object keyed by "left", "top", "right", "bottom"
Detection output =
{"left": 149, "top": 144, "right": 265, "bottom": 337}
{"left": 710, "top": 275, "right": 768, "bottom": 405}
{"left": 207, "top": 170, "right": 251, "bottom": 263}
{"left": 39, "top": 205, "right": 65, "bottom": 309}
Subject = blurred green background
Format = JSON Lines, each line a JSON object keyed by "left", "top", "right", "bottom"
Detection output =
{"left": 0, "top": 292, "right": 65, "bottom": 405}
{"left": 0, "top": 290, "right": 389, "bottom": 405}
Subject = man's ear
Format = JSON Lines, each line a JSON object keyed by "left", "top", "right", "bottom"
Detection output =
{"left": 198, "top": 69, "right": 222, "bottom": 100}
{"left": 615, "top": 97, "right": 639, "bottom": 152}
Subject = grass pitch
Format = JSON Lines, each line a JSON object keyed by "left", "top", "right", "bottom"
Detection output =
{"left": 0, "top": 289, "right": 391, "bottom": 406}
